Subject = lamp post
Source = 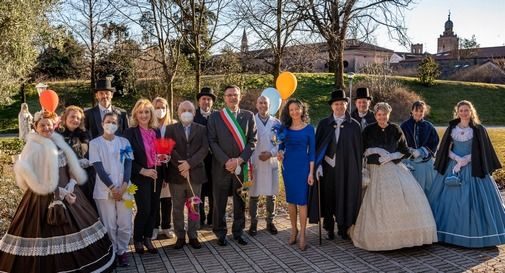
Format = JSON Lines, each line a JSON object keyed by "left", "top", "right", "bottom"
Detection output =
{"left": 347, "top": 73, "right": 355, "bottom": 114}
{"left": 35, "top": 83, "right": 48, "bottom": 96}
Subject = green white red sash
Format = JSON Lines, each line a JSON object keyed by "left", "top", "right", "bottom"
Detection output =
{"left": 220, "top": 108, "right": 253, "bottom": 183}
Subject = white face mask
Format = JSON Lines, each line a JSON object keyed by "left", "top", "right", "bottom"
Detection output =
{"left": 180, "top": 112, "right": 194, "bottom": 124}
{"left": 103, "top": 123, "right": 118, "bottom": 135}
{"left": 155, "top": 109, "right": 166, "bottom": 119}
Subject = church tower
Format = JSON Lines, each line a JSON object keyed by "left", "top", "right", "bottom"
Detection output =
{"left": 241, "top": 29, "right": 248, "bottom": 53}
{"left": 437, "top": 12, "right": 459, "bottom": 53}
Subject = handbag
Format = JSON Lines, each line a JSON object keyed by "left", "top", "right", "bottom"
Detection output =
{"left": 444, "top": 171, "right": 462, "bottom": 186}
{"left": 47, "top": 194, "right": 69, "bottom": 226}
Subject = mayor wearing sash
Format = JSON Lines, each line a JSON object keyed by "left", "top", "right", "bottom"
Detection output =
{"left": 207, "top": 85, "right": 257, "bottom": 246}
{"left": 309, "top": 89, "right": 363, "bottom": 240}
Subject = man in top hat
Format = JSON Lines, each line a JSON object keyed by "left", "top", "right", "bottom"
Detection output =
{"left": 351, "top": 87, "right": 376, "bottom": 130}
{"left": 85, "top": 78, "right": 129, "bottom": 139}
{"left": 194, "top": 87, "right": 217, "bottom": 226}
{"left": 308, "top": 89, "right": 363, "bottom": 240}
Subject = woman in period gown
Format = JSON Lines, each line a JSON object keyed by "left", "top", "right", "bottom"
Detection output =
{"left": 400, "top": 101, "right": 439, "bottom": 194}
{"left": 428, "top": 100, "right": 505, "bottom": 248}
{"left": 18, "top": 103, "right": 33, "bottom": 141}
{"left": 352, "top": 102, "right": 437, "bottom": 251}
{"left": 0, "top": 110, "right": 114, "bottom": 273}
{"left": 278, "top": 98, "right": 315, "bottom": 251}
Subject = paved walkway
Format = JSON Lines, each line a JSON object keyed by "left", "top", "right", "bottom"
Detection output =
{"left": 115, "top": 214, "right": 505, "bottom": 273}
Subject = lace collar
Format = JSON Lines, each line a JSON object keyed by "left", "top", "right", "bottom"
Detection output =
{"left": 451, "top": 126, "right": 473, "bottom": 142}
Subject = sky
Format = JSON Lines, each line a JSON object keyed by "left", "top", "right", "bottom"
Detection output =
{"left": 376, "top": 0, "right": 505, "bottom": 53}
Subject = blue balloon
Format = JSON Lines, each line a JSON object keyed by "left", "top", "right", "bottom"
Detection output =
{"left": 261, "top": 87, "right": 282, "bottom": 116}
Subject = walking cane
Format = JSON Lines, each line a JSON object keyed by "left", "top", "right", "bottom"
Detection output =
{"left": 317, "top": 175, "right": 322, "bottom": 245}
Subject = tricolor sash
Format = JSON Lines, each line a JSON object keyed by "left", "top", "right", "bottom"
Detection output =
{"left": 219, "top": 108, "right": 253, "bottom": 184}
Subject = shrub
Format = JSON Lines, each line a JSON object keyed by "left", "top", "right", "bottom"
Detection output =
{"left": 418, "top": 56, "right": 440, "bottom": 86}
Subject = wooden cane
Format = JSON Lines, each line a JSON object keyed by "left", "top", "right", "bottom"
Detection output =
{"left": 317, "top": 175, "right": 322, "bottom": 245}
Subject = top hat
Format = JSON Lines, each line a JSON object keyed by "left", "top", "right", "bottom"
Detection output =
{"left": 328, "top": 89, "right": 349, "bottom": 105}
{"left": 354, "top": 87, "right": 372, "bottom": 101}
{"left": 94, "top": 78, "right": 116, "bottom": 93}
{"left": 196, "top": 87, "right": 217, "bottom": 101}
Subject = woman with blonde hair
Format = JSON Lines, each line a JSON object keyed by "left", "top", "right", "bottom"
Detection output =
{"left": 352, "top": 102, "right": 437, "bottom": 251}
{"left": 428, "top": 100, "right": 505, "bottom": 248}
{"left": 124, "top": 99, "right": 163, "bottom": 254}
{"left": 18, "top": 103, "right": 33, "bottom": 141}
{"left": 151, "top": 97, "right": 175, "bottom": 240}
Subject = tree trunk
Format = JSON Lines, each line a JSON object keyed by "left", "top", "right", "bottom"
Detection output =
{"left": 335, "top": 38, "right": 345, "bottom": 89}
{"left": 195, "top": 53, "right": 201, "bottom": 92}
{"left": 273, "top": 0, "right": 282, "bottom": 84}
{"left": 88, "top": 0, "right": 96, "bottom": 107}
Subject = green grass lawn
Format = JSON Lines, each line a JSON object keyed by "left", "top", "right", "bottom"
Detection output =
{"left": 1, "top": 74, "right": 505, "bottom": 133}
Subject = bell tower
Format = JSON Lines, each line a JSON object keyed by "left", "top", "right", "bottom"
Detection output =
{"left": 437, "top": 12, "right": 459, "bottom": 53}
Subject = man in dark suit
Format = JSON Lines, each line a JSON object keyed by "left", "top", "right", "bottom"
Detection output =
{"left": 84, "top": 78, "right": 129, "bottom": 139}
{"left": 166, "top": 101, "right": 209, "bottom": 250}
{"left": 350, "top": 87, "right": 376, "bottom": 130}
{"left": 208, "top": 85, "right": 257, "bottom": 246}
{"left": 194, "top": 87, "right": 217, "bottom": 227}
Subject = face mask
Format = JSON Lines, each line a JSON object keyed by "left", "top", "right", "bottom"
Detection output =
{"left": 103, "top": 123, "right": 118, "bottom": 135}
{"left": 155, "top": 109, "right": 166, "bottom": 119}
{"left": 180, "top": 112, "right": 194, "bottom": 124}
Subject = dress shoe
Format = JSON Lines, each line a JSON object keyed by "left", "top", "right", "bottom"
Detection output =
{"left": 189, "top": 238, "right": 202, "bottom": 249}
{"left": 327, "top": 230, "right": 335, "bottom": 240}
{"left": 248, "top": 222, "right": 257, "bottom": 236}
{"left": 266, "top": 223, "right": 278, "bottom": 235}
{"left": 134, "top": 241, "right": 144, "bottom": 254}
{"left": 161, "top": 229, "right": 175, "bottom": 239}
{"left": 217, "top": 236, "right": 228, "bottom": 246}
{"left": 151, "top": 228, "right": 159, "bottom": 240}
{"left": 143, "top": 238, "right": 158, "bottom": 254}
{"left": 234, "top": 236, "right": 248, "bottom": 245}
{"left": 174, "top": 238, "right": 186, "bottom": 249}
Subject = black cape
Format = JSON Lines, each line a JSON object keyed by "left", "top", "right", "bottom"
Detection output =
{"left": 308, "top": 113, "right": 363, "bottom": 226}
{"left": 351, "top": 109, "right": 376, "bottom": 129}
{"left": 434, "top": 119, "right": 501, "bottom": 178}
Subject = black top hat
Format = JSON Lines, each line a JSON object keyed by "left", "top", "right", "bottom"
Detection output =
{"left": 328, "top": 89, "right": 349, "bottom": 104}
{"left": 354, "top": 87, "right": 372, "bottom": 101}
{"left": 196, "top": 87, "right": 217, "bottom": 101}
{"left": 94, "top": 78, "right": 116, "bottom": 93}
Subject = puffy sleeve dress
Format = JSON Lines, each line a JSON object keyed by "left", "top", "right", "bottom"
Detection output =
{"left": 351, "top": 122, "right": 437, "bottom": 251}
{"left": 280, "top": 124, "right": 315, "bottom": 205}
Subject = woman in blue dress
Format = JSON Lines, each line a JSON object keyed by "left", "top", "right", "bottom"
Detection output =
{"left": 278, "top": 98, "right": 315, "bottom": 251}
{"left": 400, "top": 101, "right": 439, "bottom": 194}
{"left": 428, "top": 100, "right": 505, "bottom": 248}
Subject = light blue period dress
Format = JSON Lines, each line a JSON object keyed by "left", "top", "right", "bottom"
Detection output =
{"left": 428, "top": 126, "right": 505, "bottom": 247}
{"left": 280, "top": 124, "right": 315, "bottom": 205}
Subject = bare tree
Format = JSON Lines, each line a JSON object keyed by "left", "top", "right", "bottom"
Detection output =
{"left": 300, "top": 0, "right": 413, "bottom": 89}
{"left": 173, "top": 0, "right": 240, "bottom": 92}
{"left": 237, "top": 0, "right": 303, "bottom": 82}
{"left": 57, "top": 0, "right": 117, "bottom": 105}
{"left": 112, "top": 0, "right": 184, "bottom": 116}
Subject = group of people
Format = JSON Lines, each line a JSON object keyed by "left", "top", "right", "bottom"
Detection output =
{"left": 1, "top": 77, "right": 505, "bottom": 272}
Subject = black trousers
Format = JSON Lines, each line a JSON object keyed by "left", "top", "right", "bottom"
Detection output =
{"left": 155, "top": 197, "right": 172, "bottom": 229}
{"left": 133, "top": 176, "right": 162, "bottom": 242}
{"left": 212, "top": 172, "right": 245, "bottom": 239}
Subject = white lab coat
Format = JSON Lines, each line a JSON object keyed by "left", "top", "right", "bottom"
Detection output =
{"left": 250, "top": 114, "right": 280, "bottom": 197}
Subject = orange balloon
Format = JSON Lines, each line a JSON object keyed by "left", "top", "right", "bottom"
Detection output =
{"left": 39, "top": 90, "right": 59, "bottom": 113}
{"left": 276, "top": 72, "right": 297, "bottom": 99}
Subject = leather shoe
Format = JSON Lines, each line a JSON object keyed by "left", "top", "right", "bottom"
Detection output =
{"left": 327, "top": 231, "right": 335, "bottom": 240}
{"left": 248, "top": 222, "right": 257, "bottom": 236}
{"left": 267, "top": 223, "right": 278, "bottom": 235}
{"left": 189, "top": 238, "right": 202, "bottom": 249}
{"left": 234, "top": 236, "right": 248, "bottom": 245}
{"left": 134, "top": 241, "right": 144, "bottom": 254}
{"left": 143, "top": 238, "right": 158, "bottom": 254}
{"left": 217, "top": 236, "right": 228, "bottom": 246}
{"left": 174, "top": 238, "right": 186, "bottom": 249}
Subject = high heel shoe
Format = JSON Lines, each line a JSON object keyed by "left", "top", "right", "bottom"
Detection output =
{"left": 298, "top": 236, "right": 307, "bottom": 251}
{"left": 288, "top": 229, "right": 298, "bottom": 245}
{"left": 144, "top": 238, "right": 158, "bottom": 254}
{"left": 134, "top": 241, "right": 145, "bottom": 254}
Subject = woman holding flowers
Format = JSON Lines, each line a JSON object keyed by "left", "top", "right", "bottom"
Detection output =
{"left": 89, "top": 111, "right": 134, "bottom": 267}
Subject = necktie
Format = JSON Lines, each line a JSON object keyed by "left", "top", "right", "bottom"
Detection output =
{"left": 335, "top": 118, "right": 344, "bottom": 144}
{"left": 185, "top": 126, "right": 190, "bottom": 140}
{"left": 361, "top": 118, "right": 367, "bottom": 130}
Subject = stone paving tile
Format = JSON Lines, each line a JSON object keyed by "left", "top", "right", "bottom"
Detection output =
{"left": 114, "top": 214, "right": 505, "bottom": 273}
